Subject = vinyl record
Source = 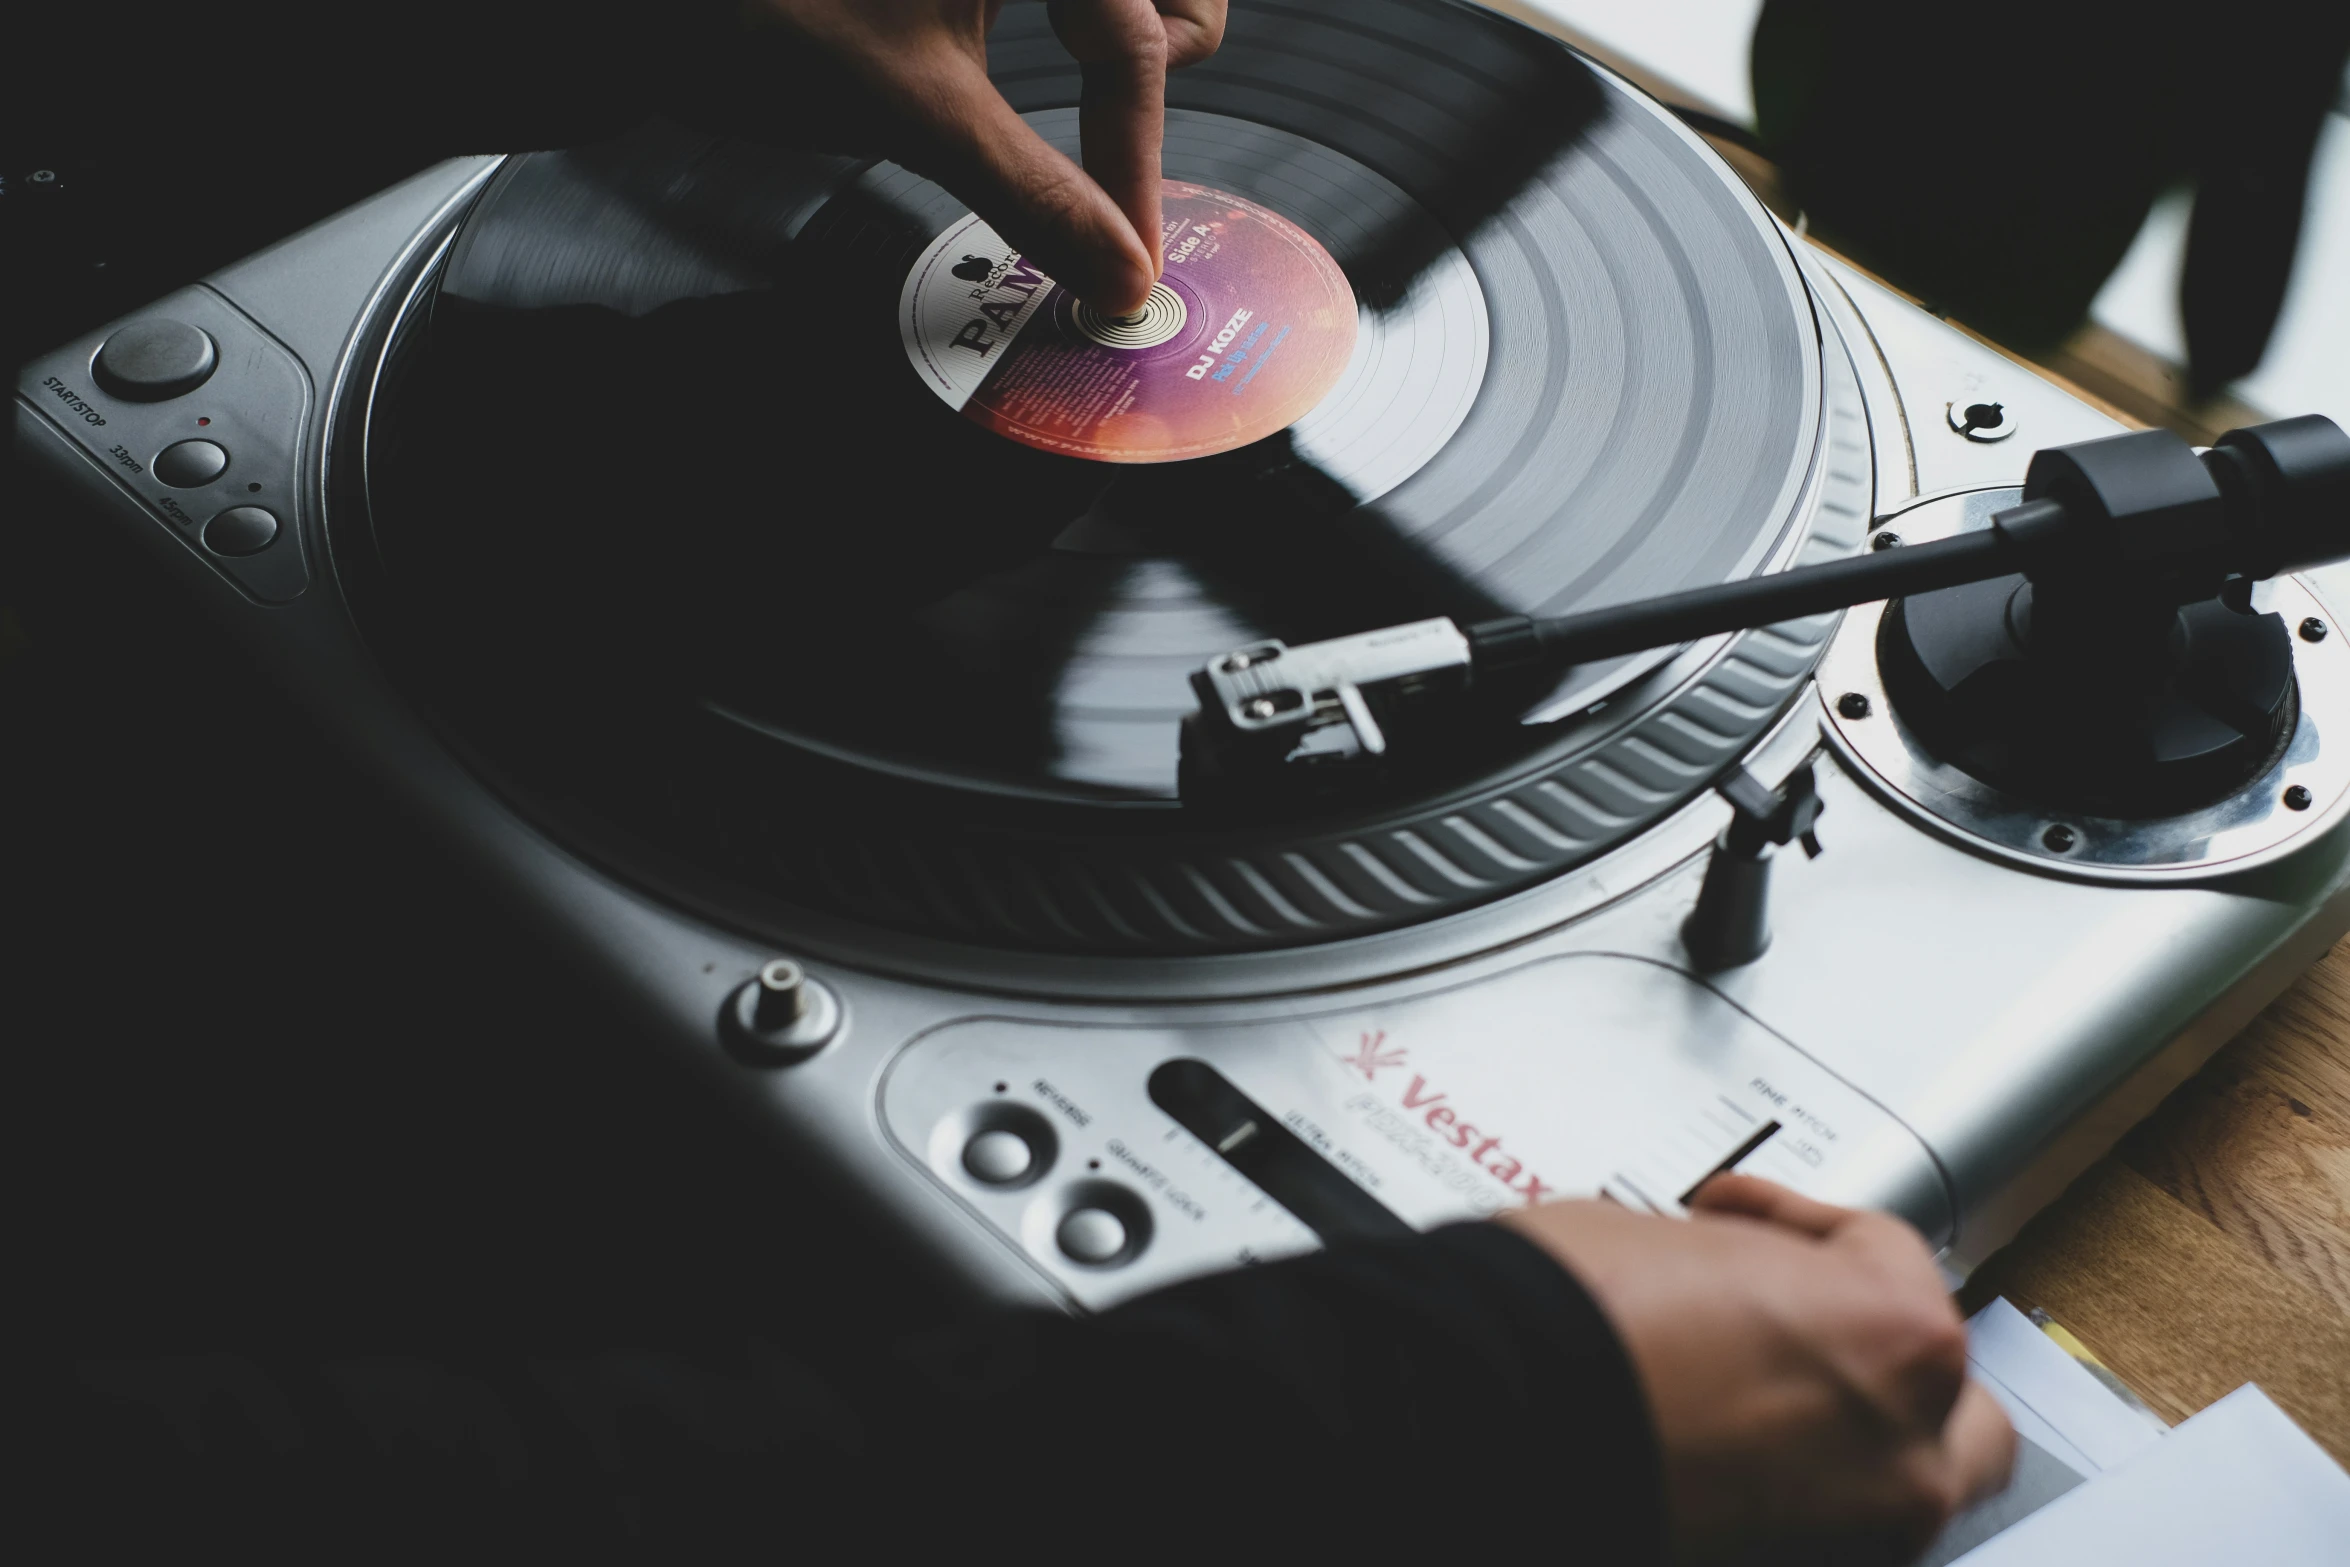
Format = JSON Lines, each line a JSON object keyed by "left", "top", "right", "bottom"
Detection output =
{"left": 362, "top": 0, "right": 1841, "bottom": 953}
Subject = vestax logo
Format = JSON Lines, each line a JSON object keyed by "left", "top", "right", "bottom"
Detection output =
{"left": 1343, "top": 1030, "right": 1407, "bottom": 1080}
{"left": 1339, "top": 1028, "right": 1554, "bottom": 1204}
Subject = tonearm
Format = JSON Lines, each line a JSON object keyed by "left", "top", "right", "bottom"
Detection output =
{"left": 1184, "top": 417, "right": 2350, "bottom": 817}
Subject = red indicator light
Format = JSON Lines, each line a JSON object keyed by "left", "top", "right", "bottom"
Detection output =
{"left": 196, "top": 417, "right": 210, "bottom": 426}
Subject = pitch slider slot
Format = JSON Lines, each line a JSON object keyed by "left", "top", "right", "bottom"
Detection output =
{"left": 1148, "top": 1059, "right": 1412, "bottom": 1244}
{"left": 1678, "top": 1120, "right": 1784, "bottom": 1208}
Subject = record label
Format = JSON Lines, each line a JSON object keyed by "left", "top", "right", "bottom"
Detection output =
{"left": 900, "top": 182, "right": 1358, "bottom": 463}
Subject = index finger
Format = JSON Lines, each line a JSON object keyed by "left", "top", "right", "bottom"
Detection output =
{"left": 1051, "top": 1, "right": 1177, "bottom": 292}
{"left": 890, "top": 49, "right": 1157, "bottom": 312}
{"left": 1092, "top": 1, "right": 1231, "bottom": 239}
{"left": 1943, "top": 1378, "right": 2021, "bottom": 1508}
{"left": 1078, "top": 49, "right": 1168, "bottom": 283}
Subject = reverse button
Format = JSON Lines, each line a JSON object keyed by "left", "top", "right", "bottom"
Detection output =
{"left": 954, "top": 1104, "right": 1055, "bottom": 1190}
{"left": 963, "top": 1128, "right": 1038, "bottom": 1186}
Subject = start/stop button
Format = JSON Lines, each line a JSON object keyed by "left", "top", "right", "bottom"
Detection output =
{"left": 92, "top": 319, "right": 217, "bottom": 402}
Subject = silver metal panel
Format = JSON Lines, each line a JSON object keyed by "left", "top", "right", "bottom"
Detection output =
{"left": 1815, "top": 255, "right": 2121, "bottom": 497}
{"left": 20, "top": 287, "right": 314, "bottom": 602}
{"left": 879, "top": 953, "right": 1948, "bottom": 1307}
{"left": 1802, "top": 245, "right": 1918, "bottom": 505}
{"left": 1689, "top": 749, "right": 2350, "bottom": 1268}
{"left": 209, "top": 158, "right": 502, "bottom": 382}
{"left": 21, "top": 134, "right": 2350, "bottom": 1316}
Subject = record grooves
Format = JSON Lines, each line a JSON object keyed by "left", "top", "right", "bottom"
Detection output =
{"left": 359, "top": 0, "right": 1853, "bottom": 955}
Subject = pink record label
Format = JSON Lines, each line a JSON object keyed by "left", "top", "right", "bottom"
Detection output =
{"left": 900, "top": 182, "right": 1358, "bottom": 463}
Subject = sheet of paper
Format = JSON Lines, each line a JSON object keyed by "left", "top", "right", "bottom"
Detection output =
{"left": 1915, "top": 1299, "right": 2161, "bottom": 1562}
{"left": 1953, "top": 1384, "right": 2350, "bottom": 1566}
{"left": 1915, "top": 1436, "right": 2084, "bottom": 1567}
{"left": 1964, "top": 1299, "right": 2164, "bottom": 1476}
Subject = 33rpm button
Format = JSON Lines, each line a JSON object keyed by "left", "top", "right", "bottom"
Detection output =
{"left": 153, "top": 440, "right": 228, "bottom": 488}
{"left": 203, "top": 505, "right": 278, "bottom": 557}
{"left": 92, "top": 319, "right": 217, "bottom": 401}
{"left": 963, "top": 1129, "right": 1036, "bottom": 1186}
{"left": 1056, "top": 1207, "right": 1129, "bottom": 1266}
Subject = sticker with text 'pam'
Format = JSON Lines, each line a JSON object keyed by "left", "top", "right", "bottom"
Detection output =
{"left": 899, "top": 182, "right": 1357, "bottom": 463}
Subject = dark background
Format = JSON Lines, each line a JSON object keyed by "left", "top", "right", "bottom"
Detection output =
{"left": 1, "top": 144, "right": 944, "bottom": 1358}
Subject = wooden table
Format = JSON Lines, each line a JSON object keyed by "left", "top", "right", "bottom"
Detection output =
{"left": 1961, "top": 953, "right": 2350, "bottom": 1464}
{"left": 1486, "top": 0, "right": 2350, "bottom": 1462}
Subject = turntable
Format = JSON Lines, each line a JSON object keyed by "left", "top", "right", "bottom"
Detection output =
{"left": 18, "top": 0, "right": 2350, "bottom": 1308}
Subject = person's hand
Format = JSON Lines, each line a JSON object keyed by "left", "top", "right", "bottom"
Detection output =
{"left": 1498, "top": 1175, "right": 2017, "bottom": 1566}
{"left": 740, "top": 0, "right": 1227, "bottom": 312}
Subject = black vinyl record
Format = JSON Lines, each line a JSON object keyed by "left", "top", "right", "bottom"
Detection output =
{"left": 362, "top": 0, "right": 1830, "bottom": 952}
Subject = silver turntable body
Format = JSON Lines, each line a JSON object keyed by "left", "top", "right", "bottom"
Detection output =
{"left": 21, "top": 98, "right": 2350, "bottom": 1312}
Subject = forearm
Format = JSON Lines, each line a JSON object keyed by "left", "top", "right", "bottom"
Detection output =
{"left": 8, "top": 1, "right": 739, "bottom": 161}
{"left": 31, "top": 1226, "right": 1663, "bottom": 1558}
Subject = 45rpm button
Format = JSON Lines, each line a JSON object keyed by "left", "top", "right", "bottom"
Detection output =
{"left": 153, "top": 439, "right": 228, "bottom": 488}
{"left": 203, "top": 505, "right": 278, "bottom": 557}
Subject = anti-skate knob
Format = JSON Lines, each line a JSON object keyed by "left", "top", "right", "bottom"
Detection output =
{"left": 721, "top": 957, "right": 842, "bottom": 1063}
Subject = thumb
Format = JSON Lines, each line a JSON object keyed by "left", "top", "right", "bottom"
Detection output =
{"left": 901, "top": 59, "right": 1158, "bottom": 313}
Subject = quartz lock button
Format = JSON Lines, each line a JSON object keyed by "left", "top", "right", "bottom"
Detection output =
{"left": 1049, "top": 1182, "right": 1151, "bottom": 1268}
{"left": 203, "top": 505, "right": 279, "bottom": 557}
{"left": 1057, "top": 1207, "right": 1129, "bottom": 1265}
{"left": 153, "top": 440, "right": 228, "bottom": 488}
{"left": 92, "top": 319, "right": 218, "bottom": 401}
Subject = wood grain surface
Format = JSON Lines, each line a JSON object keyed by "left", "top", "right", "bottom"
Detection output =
{"left": 1961, "top": 950, "right": 2350, "bottom": 1465}
{"left": 1484, "top": 0, "right": 2350, "bottom": 1461}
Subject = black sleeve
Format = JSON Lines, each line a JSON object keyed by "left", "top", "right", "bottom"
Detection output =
{"left": 9, "top": 1, "right": 739, "bottom": 157}
{"left": 1752, "top": 0, "right": 2350, "bottom": 384}
{"left": 35, "top": 1225, "right": 1664, "bottom": 1562}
